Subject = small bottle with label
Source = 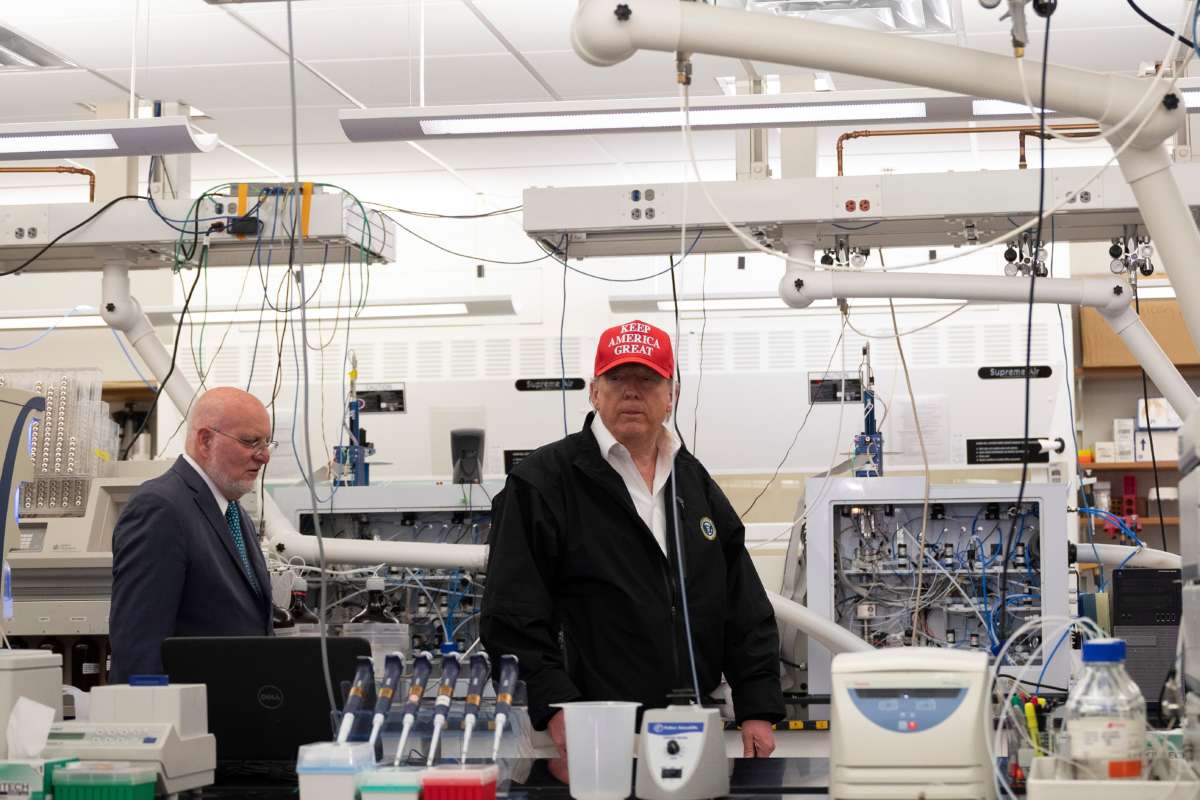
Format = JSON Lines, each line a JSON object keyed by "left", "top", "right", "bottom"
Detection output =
{"left": 1065, "top": 638, "right": 1146, "bottom": 780}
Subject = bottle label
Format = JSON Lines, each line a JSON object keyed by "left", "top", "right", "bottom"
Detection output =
{"left": 81, "top": 663, "right": 99, "bottom": 675}
{"left": 1069, "top": 718, "right": 1143, "bottom": 763}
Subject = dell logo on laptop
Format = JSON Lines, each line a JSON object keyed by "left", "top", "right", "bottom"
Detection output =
{"left": 257, "top": 685, "right": 284, "bottom": 710}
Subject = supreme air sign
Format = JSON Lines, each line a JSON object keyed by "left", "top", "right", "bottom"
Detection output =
{"left": 978, "top": 366, "right": 1053, "bottom": 380}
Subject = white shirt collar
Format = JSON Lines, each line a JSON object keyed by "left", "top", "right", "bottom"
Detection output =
{"left": 591, "top": 414, "right": 680, "bottom": 462}
{"left": 182, "top": 453, "right": 230, "bottom": 516}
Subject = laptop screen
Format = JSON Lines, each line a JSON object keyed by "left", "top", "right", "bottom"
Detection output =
{"left": 162, "top": 636, "right": 370, "bottom": 762}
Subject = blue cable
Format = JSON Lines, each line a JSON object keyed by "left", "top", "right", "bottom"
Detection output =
{"left": 0, "top": 306, "right": 95, "bottom": 351}
{"left": 110, "top": 329, "right": 157, "bottom": 391}
{"left": 1116, "top": 546, "right": 1141, "bottom": 572}
{"left": 1035, "top": 627, "right": 1071, "bottom": 691}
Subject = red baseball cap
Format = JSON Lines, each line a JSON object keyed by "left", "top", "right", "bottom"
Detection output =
{"left": 594, "top": 319, "right": 674, "bottom": 380}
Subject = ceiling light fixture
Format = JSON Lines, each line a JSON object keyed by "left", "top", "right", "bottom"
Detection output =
{"left": 972, "top": 99, "right": 1053, "bottom": 117}
{"left": 341, "top": 89, "right": 958, "bottom": 141}
{"left": 0, "top": 117, "right": 217, "bottom": 161}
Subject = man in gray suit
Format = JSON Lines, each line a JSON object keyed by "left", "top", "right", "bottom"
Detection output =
{"left": 109, "top": 387, "right": 276, "bottom": 682}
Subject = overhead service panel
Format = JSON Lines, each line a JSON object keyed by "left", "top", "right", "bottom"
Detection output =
{"left": 0, "top": 187, "right": 393, "bottom": 274}
{"left": 522, "top": 163, "right": 1200, "bottom": 258}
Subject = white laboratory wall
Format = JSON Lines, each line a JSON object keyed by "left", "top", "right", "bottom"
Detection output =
{"left": 146, "top": 242, "right": 1076, "bottom": 486}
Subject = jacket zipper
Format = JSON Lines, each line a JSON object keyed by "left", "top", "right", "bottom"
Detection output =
{"left": 659, "top": 557, "right": 682, "bottom": 688}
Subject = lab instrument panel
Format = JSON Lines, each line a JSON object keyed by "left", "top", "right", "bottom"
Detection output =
{"left": 805, "top": 477, "right": 1070, "bottom": 700}
{"left": 271, "top": 482, "right": 502, "bottom": 653}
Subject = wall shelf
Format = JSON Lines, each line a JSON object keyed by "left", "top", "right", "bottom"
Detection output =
{"left": 1083, "top": 461, "right": 1178, "bottom": 471}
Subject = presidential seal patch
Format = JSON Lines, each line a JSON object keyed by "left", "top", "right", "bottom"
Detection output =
{"left": 700, "top": 516, "right": 717, "bottom": 541}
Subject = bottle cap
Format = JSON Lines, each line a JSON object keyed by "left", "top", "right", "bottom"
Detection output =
{"left": 1082, "top": 638, "right": 1126, "bottom": 662}
{"left": 292, "top": 576, "right": 308, "bottom": 592}
{"left": 366, "top": 575, "right": 386, "bottom": 592}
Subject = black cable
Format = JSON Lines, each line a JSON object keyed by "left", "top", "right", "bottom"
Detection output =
{"left": 120, "top": 241, "right": 210, "bottom": 459}
{"left": 537, "top": 230, "right": 703, "bottom": 283}
{"left": 363, "top": 200, "right": 522, "bottom": 220}
{"left": 740, "top": 323, "right": 847, "bottom": 519}
{"left": 667, "top": 252, "right": 687, "bottom": 449}
{"left": 378, "top": 211, "right": 550, "bottom": 265}
{"left": 1125, "top": 0, "right": 1197, "bottom": 49}
{"left": 1000, "top": 16, "right": 1052, "bottom": 646}
{"left": 1133, "top": 272, "right": 1170, "bottom": 551}
{"left": 0, "top": 195, "right": 153, "bottom": 277}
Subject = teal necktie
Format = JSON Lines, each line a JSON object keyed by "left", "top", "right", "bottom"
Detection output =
{"left": 225, "top": 502, "right": 261, "bottom": 596}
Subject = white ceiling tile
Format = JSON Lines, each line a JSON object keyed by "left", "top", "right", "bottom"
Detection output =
{"left": 94, "top": 61, "right": 347, "bottom": 110}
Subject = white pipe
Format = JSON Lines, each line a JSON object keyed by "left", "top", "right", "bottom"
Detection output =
{"left": 1101, "top": 306, "right": 1198, "bottom": 420}
{"left": 100, "top": 262, "right": 194, "bottom": 415}
{"left": 261, "top": 493, "right": 489, "bottom": 570}
{"left": 779, "top": 270, "right": 1130, "bottom": 314}
{"left": 1116, "top": 146, "right": 1200, "bottom": 354}
{"left": 570, "top": 0, "right": 1182, "bottom": 147}
{"left": 768, "top": 591, "right": 872, "bottom": 654}
{"left": 1080, "top": 542, "right": 1181, "bottom": 570}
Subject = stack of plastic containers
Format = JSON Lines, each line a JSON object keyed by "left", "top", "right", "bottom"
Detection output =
{"left": 0, "top": 369, "right": 118, "bottom": 519}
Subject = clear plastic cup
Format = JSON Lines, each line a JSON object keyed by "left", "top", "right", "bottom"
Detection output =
{"left": 551, "top": 701, "right": 640, "bottom": 800}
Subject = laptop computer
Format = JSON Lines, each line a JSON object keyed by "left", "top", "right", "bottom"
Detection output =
{"left": 162, "top": 636, "right": 370, "bottom": 763}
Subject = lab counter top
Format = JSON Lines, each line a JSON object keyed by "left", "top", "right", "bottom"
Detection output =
{"left": 181, "top": 757, "right": 831, "bottom": 799}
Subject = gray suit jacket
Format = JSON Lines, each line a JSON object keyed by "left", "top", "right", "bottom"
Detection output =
{"left": 109, "top": 456, "right": 272, "bottom": 682}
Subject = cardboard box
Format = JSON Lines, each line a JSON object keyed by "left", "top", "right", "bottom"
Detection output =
{"left": 1134, "top": 429, "right": 1180, "bottom": 462}
{"left": 1137, "top": 397, "right": 1183, "bottom": 430}
{"left": 1081, "top": 299, "right": 1200, "bottom": 367}
{"left": 1114, "top": 418, "right": 1136, "bottom": 461}
{"left": 1093, "top": 441, "right": 1117, "bottom": 463}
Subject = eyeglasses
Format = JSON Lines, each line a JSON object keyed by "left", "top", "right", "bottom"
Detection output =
{"left": 210, "top": 428, "right": 278, "bottom": 455}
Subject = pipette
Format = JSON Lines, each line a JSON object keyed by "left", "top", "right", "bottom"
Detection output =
{"left": 460, "top": 653, "right": 491, "bottom": 762}
{"left": 490, "top": 654, "right": 520, "bottom": 762}
{"left": 336, "top": 656, "right": 376, "bottom": 744}
{"left": 392, "top": 650, "right": 433, "bottom": 766}
{"left": 367, "top": 652, "right": 405, "bottom": 751}
{"left": 426, "top": 652, "right": 463, "bottom": 765}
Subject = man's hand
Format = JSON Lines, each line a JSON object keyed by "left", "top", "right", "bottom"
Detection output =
{"left": 548, "top": 710, "right": 570, "bottom": 783}
{"left": 741, "top": 720, "right": 776, "bottom": 758}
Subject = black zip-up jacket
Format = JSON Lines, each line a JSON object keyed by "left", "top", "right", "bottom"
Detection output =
{"left": 480, "top": 412, "right": 785, "bottom": 729}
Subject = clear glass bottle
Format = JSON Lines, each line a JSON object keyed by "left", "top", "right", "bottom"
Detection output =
{"left": 350, "top": 576, "right": 400, "bottom": 624}
{"left": 1066, "top": 638, "right": 1146, "bottom": 780}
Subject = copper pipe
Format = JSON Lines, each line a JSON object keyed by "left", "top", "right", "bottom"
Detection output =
{"left": 0, "top": 166, "right": 96, "bottom": 201}
{"left": 835, "top": 123, "right": 1100, "bottom": 176}
{"left": 1017, "top": 128, "right": 1098, "bottom": 169}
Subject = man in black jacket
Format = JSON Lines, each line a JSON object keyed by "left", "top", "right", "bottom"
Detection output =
{"left": 481, "top": 319, "right": 784, "bottom": 768}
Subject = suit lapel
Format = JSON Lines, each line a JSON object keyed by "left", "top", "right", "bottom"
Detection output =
{"left": 174, "top": 458, "right": 262, "bottom": 599}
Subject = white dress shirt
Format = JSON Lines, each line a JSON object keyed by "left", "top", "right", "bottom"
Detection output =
{"left": 182, "top": 453, "right": 230, "bottom": 516}
{"left": 591, "top": 415, "right": 681, "bottom": 557}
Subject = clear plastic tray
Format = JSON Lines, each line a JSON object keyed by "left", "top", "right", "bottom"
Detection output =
{"left": 1028, "top": 756, "right": 1199, "bottom": 800}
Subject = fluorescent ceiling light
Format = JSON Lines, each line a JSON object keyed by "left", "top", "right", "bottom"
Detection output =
{"left": 0, "top": 315, "right": 104, "bottom": 330}
{"left": 422, "top": 102, "right": 926, "bottom": 136}
{"left": 0, "top": 133, "right": 116, "bottom": 155}
{"left": 747, "top": 0, "right": 958, "bottom": 34}
{"left": 173, "top": 304, "right": 469, "bottom": 324}
{"left": 1183, "top": 89, "right": 1200, "bottom": 109}
{"left": 972, "top": 99, "right": 1052, "bottom": 117}
{"left": 0, "top": 117, "right": 217, "bottom": 161}
{"left": 341, "top": 89, "right": 957, "bottom": 141}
